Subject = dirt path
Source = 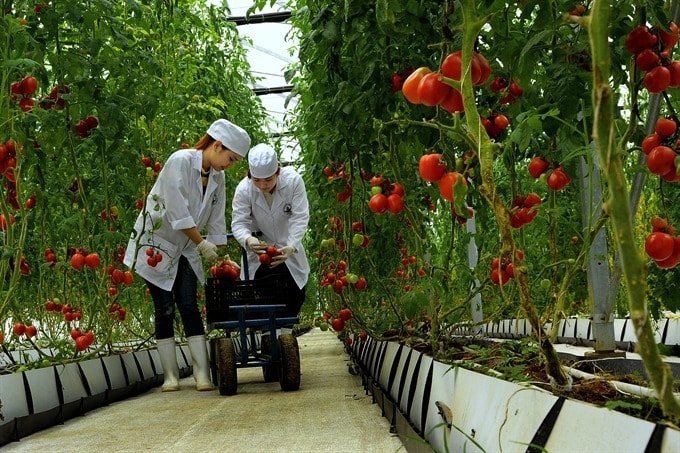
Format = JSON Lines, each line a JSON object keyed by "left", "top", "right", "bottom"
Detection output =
{"left": 3, "top": 328, "right": 405, "bottom": 452}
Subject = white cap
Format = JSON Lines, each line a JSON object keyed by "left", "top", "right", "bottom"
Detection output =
{"left": 248, "top": 144, "right": 279, "bottom": 178}
{"left": 206, "top": 119, "right": 251, "bottom": 157}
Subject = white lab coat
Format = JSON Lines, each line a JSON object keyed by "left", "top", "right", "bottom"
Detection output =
{"left": 231, "top": 167, "right": 310, "bottom": 289}
{"left": 124, "top": 149, "right": 228, "bottom": 291}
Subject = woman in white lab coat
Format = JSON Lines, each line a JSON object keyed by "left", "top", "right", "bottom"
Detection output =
{"left": 124, "top": 119, "right": 250, "bottom": 392}
{"left": 231, "top": 144, "right": 310, "bottom": 319}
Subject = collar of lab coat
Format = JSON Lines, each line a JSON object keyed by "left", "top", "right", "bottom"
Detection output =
{"left": 253, "top": 170, "right": 289, "bottom": 213}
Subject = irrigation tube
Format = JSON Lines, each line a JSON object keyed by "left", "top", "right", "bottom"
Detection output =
{"left": 563, "top": 366, "right": 680, "bottom": 400}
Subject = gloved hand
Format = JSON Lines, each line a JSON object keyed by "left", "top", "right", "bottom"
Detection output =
{"left": 197, "top": 239, "right": 218, "bottom": 262}
{"left": 270, "top": 246, "right": 295, "bottom": 268}
{"left": 224, "top": 255, "right": 241, "bottom": 270}
{"left": 246, "top": 237, "right": 267, "bottom": 254}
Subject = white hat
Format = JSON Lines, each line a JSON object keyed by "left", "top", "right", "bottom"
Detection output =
{"left": 248, "top": 144, "right": 279, "bottom": 178}
{"left": 206, "top": 119, "right": 251, "bottom": 157}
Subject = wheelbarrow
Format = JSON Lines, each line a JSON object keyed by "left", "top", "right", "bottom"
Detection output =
{"left": 204, "top": 260, "right": 300, "bottom": 396}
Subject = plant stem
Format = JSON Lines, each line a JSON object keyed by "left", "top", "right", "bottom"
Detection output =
{"left": 459, "top": 0, "right": 569, "bottom": 387}
{"left": 586, "top": 1, "right": 680, "bottom": 420}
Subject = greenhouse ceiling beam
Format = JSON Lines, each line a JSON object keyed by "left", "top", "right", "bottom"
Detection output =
{"left": 227, "top": 11, "right": 292, "bottom": 25}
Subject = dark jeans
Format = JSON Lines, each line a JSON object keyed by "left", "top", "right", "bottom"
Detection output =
{"left": 146, "top": 255, "right": 204, "bottom": 340}
{"left": 254, "top": 263, "right": 305, "bottom": 319}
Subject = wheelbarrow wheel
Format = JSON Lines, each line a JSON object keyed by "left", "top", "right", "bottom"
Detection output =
{"left": 278, "top": 333, "right": 300, "bottom": 391}
{"left": 260, "top": 334, "right": 280, "bottom": 382}
{"left": 217, "top": 337, "right": 238, "bottom": 396}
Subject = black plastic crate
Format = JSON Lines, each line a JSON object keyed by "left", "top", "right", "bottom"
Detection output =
{"left": 205, "top": 275, "right": 289, "bottom": 325}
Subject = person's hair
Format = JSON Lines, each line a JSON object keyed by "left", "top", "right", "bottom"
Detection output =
{"left": 193, "top": 134, "right": 216, "bottom": 151}
{"left": 248, "top": 166, "right": 281, "bottom": 179}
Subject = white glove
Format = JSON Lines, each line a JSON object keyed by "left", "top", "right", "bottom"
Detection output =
{"left": 224, "top": 255, "right": 241, "bottom": 270}
{"left": 197, "top": 239, "right": 218, "bottom": 262}
{"left": 270, "top": 246, "right": 295, "bottom": 268}
{"left": 246, "top": 237, "right": 267, "bottom": 254}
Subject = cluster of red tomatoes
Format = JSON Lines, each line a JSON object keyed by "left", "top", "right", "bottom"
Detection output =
{"left": 145, "top": 247, "right": 164, "bottom": 267}
{"left": 489, "top": 77, "right": 525, "bottom": 105}
{"left": 327, "top": 307, "right": 353, "bottom": 332}
{"left": 141, "top": 156, "right": 163, "bottom": 174}
{"left": 75, "top": 115, "right": 100, "bottom": 139}
{"left": 626, "top": 22, "right": 680, "bottom": 93}
{"left": 258, "top": 245, "right": 282, "bottom": 266}
{"left": 209, "top": 258, "right": 240, "bottom": 280}
{"left": 0, "top": 139, "right": 22, "bottom": 210}
{"left": 71, "top": 328, "right": 96, "bottom": 352}
{"left": 528, "top": 156, "right": 572, "bottom": 191}
{"left": 510, "top": 193, "right": 542, "bottom": 229}
{"left": 320, "top": 259, "right": 367, "bottom": 295}
{"left": 70, "top": 250, "right": 102, "bottom": 270}
{"left": 9, "top": 75, "right": 38, "bottom": 112}
{"left": 645, "top": 216, "right": 680, "bottom": 269}
{"left": 401, "top": 50, "right": 491, "bottom": 112}
{"left": 109, "top": 303, "right": 127, "bottom": 322}
{"left": 368, "top": 174, "right": 405, "bottom": 215}
{"left": 418, "top": 153, "right": 468, "bottom": 204}
{"left": 490, "top": 250, "right": 525, "bottom": 286}
{"left": 45, "top": 300, "right": 83, "bottom": 322}
{"left": 642, "top": 118, "right": 680, "bottom": 182}
{"left": 11, "top": 322, "right": 38, "bottom": 339}
{"left": 480, "top": 112, "right": 511, "bottom": 139}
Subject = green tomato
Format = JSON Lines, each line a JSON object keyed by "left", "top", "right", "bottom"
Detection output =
{"left": 371, "top": 186, "right": 382, "bottom": 195}
{"left": 346, "top": 273, "right": 359, "bottom": 284}
{"left": 352, "top": 233, "right": 364, "bottom": 247}
{"left": 540, "top": 278, "right": 551, "bottom": 289}
{"left": 319, "top": 321, "right": 329, "bottom": 331}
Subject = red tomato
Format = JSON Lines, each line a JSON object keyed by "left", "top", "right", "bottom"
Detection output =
{"left": 123, "top": 271, "right": 134, "bottom": 286}
{"left": 546, "top": 167, "right": 572, "bottom": 191}
{"left": 494, "top": 114, "right": 510, "bottom": 130}
{"left": 655, "top": 118, "right": 677, "bottom": 138}
{"left": 368, "top": 193, "right": 388, "bottom": 214}
{"left": 668, "top": 61, "right": 680, "bottom": 88}
{"left": 644, "top": 66, "right": 671, "bottom": 93}
{"left": 25, "top": 325, "right": 37, "bottom": 338}
{"left": 635, "top": 49, "right": 660, "bottom": 71}
{"left": 339, "top": 308, "right": 352, "bottom": 321}
{"left": 473, "top": 52, "right": 491, "bottom": 85}
{"left": 259, "top": 253, "right": 272, "bottom": 266}
{"left": 524, "top": 192, "right": 542, "bottom": 208}
{"left": 354, "top": 277, "right": 367, "bottom": 290}
{"left": 641, "top": 133, "right": 662, "bottom": 155}
{"left": 490, "top": 77, "right": 508, "bottom": 92}
{"left": 441, "top": 50, "right": 481, "bottom": 83}
{"left": 75, "top": 335, "right": 90, "bottom": 351}
{"left": 655, "top": 237, "right": 680, "bottom": 269}
{"left": 646, "top": 146, "right": 676, "bottom": 176}
{"left": 625, "top": 26, "right": 657, "bottom": 55}
{"left": 440, "top": 88, "right": 464, "bottom": 113}
{"left": 111, "top": 268, "right": 124, "bottom": 284}
{"left": 645, "top": 232, "right": 675, "bottom": 261}
{"left": 19, "top": 75, "right": 38, "bottom": 95}
{"left": 419, "top": 153, "right": 447, "bottom": 182}
{"left": 19, "top": 97, "right": 34, "bottom": 112}
{"left": 85, "top": 253, "right": 101, "bottom": 269}
{"left": 438, "top": 171, "right": 467, "bottom": 202}
{"left": 13, "top": 323, "right": 26, "bottom": 336}
{"left": 401, "top": 67, "right": 431, "bottom": 104}
{"left": 387, "top": 194, "right": 404, "bottom": 214}
{"left": 391, "top": 73, "right": 403, "bottom": 93}
{"left": 508, "top": 80, "right": 524, "bottom": 97}
{"left": 417, "top": 72, "right": 451, "bottom": 107}
{"left": 266, "top": 245, "right": 280, "bottom": 257}
{"left": 390, "top": 182, "right": 405, "bottom": 197}
{"left": 70, "top": 252, "right": 86, "bottom": 270}
{"left": 660, "top": 22, "right": 680, "bottom": 50}
{"left": 331, "top": 318, "right": 345, "bottom": 331}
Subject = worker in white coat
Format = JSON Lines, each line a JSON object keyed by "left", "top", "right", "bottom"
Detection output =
{"left": 124, "top": 118, "right": 250, "bottom": 392}
{"left": 231, "top": 144, "right": 310, "bottom": 319}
